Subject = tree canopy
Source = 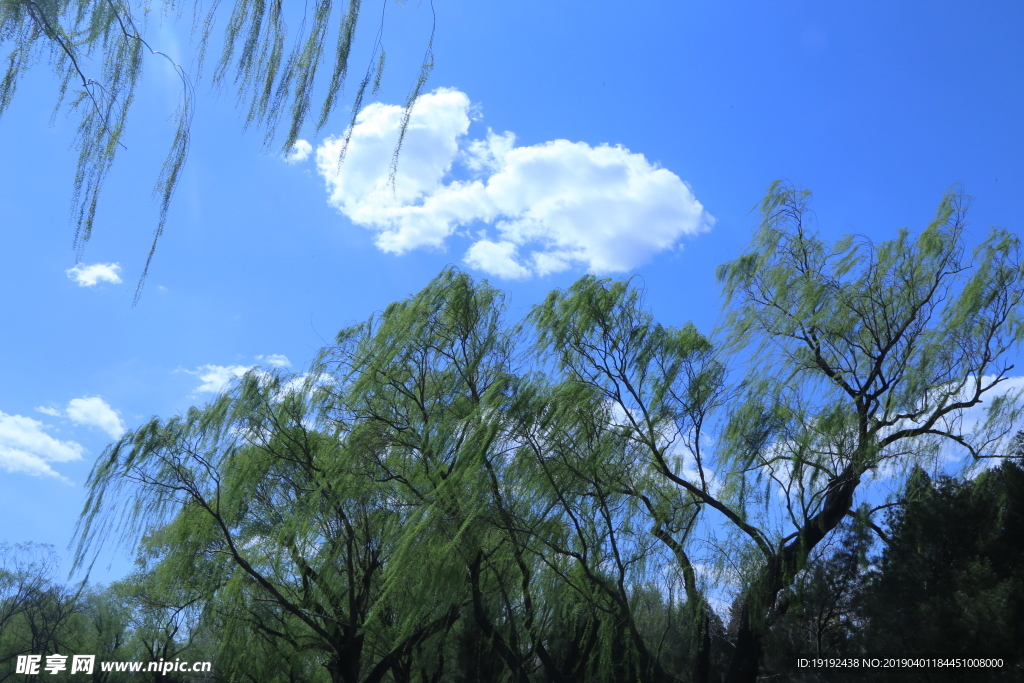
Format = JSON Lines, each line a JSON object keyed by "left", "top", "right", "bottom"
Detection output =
{"left": 66, "top": 183, "right": 1024, "bottom": 682}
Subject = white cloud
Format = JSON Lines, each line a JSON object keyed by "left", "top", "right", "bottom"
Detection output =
{"left": 184, "top": 356, "right": 296, "bottom": 394}
{"left": 463, "top": 240, "right": 532, "bottom": 280}
{"left": 0, "top": 411, "right": 83, "bottom": 480}
{"left": 317, "top": 88, "right": 472, "bottom": 254}
{"left": 35, "top": 406, "right": 62, "bottom": 417}
{"left": 285, "top": 139, "right": 312, "bottom": 164}
{"left": 185, "top": 364, "right": 255, "bottom": 394}
{"left": 65, "top": 397, "right": 126, "bottom": 439}
{"left": 183, "top": 362, "right": 335, "bottom": 409}
{"left": 66, "top": 262, "right": 122, "bottom": 287}
{"left": 257, "top": 354, "right": 292, "bottom": 368}
{"left": 316, "top": 88, "right": 712, "bottom": 279}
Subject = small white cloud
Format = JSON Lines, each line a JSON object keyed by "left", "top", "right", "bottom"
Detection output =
{"left": 66, "top": 262, "right": 122, "bottom": 287}
{"left": 35, "top": 406, "right": 63, "bottom": 417}
{"left": 65, "top": 397, "right": 125, "bottom": 439}
{"left": 315, "top": 88, "right": 713, "bottom": 279}
{"left": 257, "top": 354, "right": 292, "bottom": 368}
{"left": 182, "top": 362, "right": 331, "bottom": 403}
{"left": 184, "top": 364, "right": 255, "bottom": 394}
{"left": 285, "top": 139, "right": 313, "bottom": 164}
{"left": 184, "top": 358, "right": 309, "bottom": 395}
{"left": 0, "top": 411, "right": 83, "bottom": 480}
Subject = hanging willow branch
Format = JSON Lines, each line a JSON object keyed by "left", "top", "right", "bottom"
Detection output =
{"left": 0, "top": 0, "right": 429, "bottom": 302}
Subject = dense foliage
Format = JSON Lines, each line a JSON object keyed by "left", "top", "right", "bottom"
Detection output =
{"left": 4, "top": 184, "right": 1024, "bottom": 681}
{"left": 6, "top": 458, "right": 1024, "bottom": 681}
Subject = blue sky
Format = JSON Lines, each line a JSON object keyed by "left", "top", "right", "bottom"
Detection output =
{"left": 1, "top": 0, "right": 1022, "bottom": 581}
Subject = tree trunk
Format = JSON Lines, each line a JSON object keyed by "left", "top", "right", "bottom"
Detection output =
{"left": 723, "top": 470, "right": 860, "bottom": 682}
{"left": 693, "top": 607, "right": 711, "bottom": 683}
{"left": 724, "top": 602, "right": 761, "bottom": 683}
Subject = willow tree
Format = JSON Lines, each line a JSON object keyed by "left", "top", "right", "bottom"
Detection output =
{"left": 1, "top": 0, "right": 433, "bottom": 300}
{"left": 74, "top": 269, "right": 521, "bottom": 682}
{"left": 529, "top": 183, "right": 1024, "bottom": 683}
{"left": 514, "top": 310, "right": 721, "bottom": 683}
{"left": 314, "top": 267, "right": 521, "bottom": 681}
{"left": 73, "top": 369, "right": 458, "bottom": 683}
{"left": 713, "top": 183, "right": 1024, "bottom": 682}
{"left": 72, "top": 185, "right": 1024, "bottom": 682}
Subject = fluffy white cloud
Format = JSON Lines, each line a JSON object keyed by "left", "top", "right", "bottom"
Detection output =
{"left": 0, "top": 411, "right": 83, "bottom": 480}
{"left": 317, "top": 88, "right": 473, "bottom": 254}
{"left": 35, "top": 406, "right": 62, "bottom": 417}
{"left": 257, "top": 354, "right": 292, "bottom": 368}
{"left": 65, "top": 396, "right": 126, "bottom": 439}
{"left": 66, "top": 262, "right": 122, "bottom": 286}
{"left": 463, "top": 240, "right": 532, "bottom": 280}
{"left": 285, "top": 139, "right": 312, "bottom": 164}
{"left": 316, "top": 88, "right": 712, "bottom": 278}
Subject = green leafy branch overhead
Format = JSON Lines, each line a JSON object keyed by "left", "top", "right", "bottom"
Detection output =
{"left": 1, "top": 0, "right": 433, "bottom": 302}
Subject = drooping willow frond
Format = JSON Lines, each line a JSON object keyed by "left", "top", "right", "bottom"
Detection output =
{"left": 0, "top": 0, "right": 430, "bottom": 302}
